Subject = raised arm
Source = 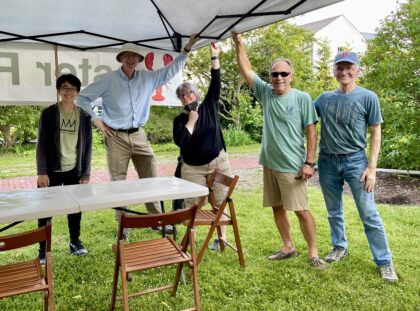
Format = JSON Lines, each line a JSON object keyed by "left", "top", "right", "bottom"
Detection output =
{"left": 210, "top": 42, "right": 220, "bottom": 70}
{"left": 232, "top": 31, "right": 255, "bottom": 89}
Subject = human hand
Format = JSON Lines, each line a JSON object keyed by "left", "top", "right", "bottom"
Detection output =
{"left": 80, "top": 178, "right": 89, "bottom": 184}
{"left": 231, "top": 31, "right": 242, "bottom": 45}
{"left": 300, "top": 165, "right": 315, "bottom": 180}
{"left": 37, "top": 175, "right": 49, "bottom": 188}
{"left": 185, "top": 33, "right": 199, "bottom": 51}
{"left": 361, "top": 167, "right": 376, "bottom": 192}
{"left": 188, "top": 110, "right": 199, "bottom": 123}
{"left": 210, "top": 42, "right": 220, "bottom": 57}
{"left": 93, "top": 119, "right": 115, "bottom": 138}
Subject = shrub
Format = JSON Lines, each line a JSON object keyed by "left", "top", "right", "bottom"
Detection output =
{"left": 223, "top": 126, "right": 254, "bottom": 146}
{"left": 144, "top": 106, "right": 180, "bottom": 144}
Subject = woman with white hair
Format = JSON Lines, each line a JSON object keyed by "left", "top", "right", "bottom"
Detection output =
{"left": 173, "top": 42, "right": 232, "bottom": 251}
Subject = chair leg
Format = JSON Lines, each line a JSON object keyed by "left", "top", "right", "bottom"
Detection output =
{"left": 216, "top": 225, "right": 225, "bottom": 252}
{"left": 171, "top": 262, "right": 185, "bottom": 296}
{"left": 120, "top": 267, "right": 129, "bottom": 310}
{"left": 230, "top": 205, "right": 245, "bottom": 268}
{"left": 43, "top": 291, "right": 48, "bottom": 311}
{"left": 110, "top": 259, "right": 120, "bottom": 310}
{"left": 45, "top": 254, "right": 55, "bottom": 311}
{"left": 190, "top": 230, "right": 200, "bottom": 311}
{"left": 196, "top": 223, "right": 218, "bottom": 265}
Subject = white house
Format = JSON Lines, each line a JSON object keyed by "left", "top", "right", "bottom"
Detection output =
{"left": 299, "top": 15, "right": 374, "bottom": 67}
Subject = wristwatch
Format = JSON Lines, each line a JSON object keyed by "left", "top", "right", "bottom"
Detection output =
{"left": 304, "top": 161, "right": 315, "bottom": 168}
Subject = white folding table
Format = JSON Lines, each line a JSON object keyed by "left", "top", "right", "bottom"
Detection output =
{"left": 0, "top": 177, "right": 208, "bottom": 227}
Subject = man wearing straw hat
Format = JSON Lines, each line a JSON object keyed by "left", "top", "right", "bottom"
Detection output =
{"left": 77, "top": 35, "right": 198, "bottom": 236}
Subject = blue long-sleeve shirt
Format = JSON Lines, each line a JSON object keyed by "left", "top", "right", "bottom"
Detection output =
{"left": 76, "top": 53, "right": 187, "bottom": 129}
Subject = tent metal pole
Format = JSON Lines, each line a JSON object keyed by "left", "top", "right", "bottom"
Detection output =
{"left": 54, "top": 44, "right": 59, "bottom": 103}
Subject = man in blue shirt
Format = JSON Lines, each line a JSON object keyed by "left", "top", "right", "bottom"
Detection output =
{"left": 314, "top": 51, "right": 398, "bottom": 282}
{"left": 77, "top": 35, "right": 198, "bottom": 235}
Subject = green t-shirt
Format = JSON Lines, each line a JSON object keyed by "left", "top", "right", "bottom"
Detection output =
{"left": 253, "top": 74, "right": 318, "bottom": 173}
{"left": 58, "top": 105, "right": 80, "bottom": 172}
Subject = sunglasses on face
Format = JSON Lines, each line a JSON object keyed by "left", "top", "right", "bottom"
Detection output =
{"left": 270, "top": 71, "right": 290, "bottom": 78}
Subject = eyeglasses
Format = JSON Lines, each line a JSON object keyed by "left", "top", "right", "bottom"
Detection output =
{"left": 270, "top": 71, "right": 290, "bottom": 78}
{"left": 59, "top": 86, "right": 78, "bottom": 92}
{"left": 181, "top": 90, "right": 193, "bottom": 98}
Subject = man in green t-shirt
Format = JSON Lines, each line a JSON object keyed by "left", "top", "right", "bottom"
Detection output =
{"left": 233, "top": 32, "right": 325, "bottom": 269}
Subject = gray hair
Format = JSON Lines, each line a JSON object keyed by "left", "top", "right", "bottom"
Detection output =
{"left": 176, "top": 82, "right": 201, "bottom": 101}
{"left": 269, "top": 58, "right": 294, "bottom": 75}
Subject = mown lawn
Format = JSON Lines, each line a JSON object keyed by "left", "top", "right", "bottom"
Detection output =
{"left": 1, "top": 185, "right": 419, "bottom": 310}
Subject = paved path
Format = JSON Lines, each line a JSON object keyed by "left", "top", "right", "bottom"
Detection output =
{"left": 0, "top": 155, "right": 260, "bottom": 192}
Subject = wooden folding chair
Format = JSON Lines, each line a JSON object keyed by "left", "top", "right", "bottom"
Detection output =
{"left": 187, "top": 171, "right": 245, "bottom": 268}
{"left": 0, "top": 223, "right": 54, "bottom": 310}
{"left": 111, "top": 205, "right": 200, "bottom": 311}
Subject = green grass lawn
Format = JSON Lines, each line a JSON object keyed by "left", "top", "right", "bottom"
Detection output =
{"left": 1, "top": 185, "right": 419, "bottom": 310}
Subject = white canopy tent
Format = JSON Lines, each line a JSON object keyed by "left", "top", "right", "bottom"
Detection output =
{"left": 0, "top": 0, "right": 342, "bottom": 105}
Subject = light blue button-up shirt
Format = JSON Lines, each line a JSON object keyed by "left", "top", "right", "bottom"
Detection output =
{"left": 76, "top": 53, "right": 187, "bottom": 129}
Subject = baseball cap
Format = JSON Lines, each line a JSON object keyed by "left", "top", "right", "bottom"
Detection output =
{"left": 116, "top": 43, "right": 144, "bottom": 62}
{"left": 333, "top": 51, "right": 359, "bottom": 65}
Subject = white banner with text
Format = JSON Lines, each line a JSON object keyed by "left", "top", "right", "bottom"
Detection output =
{"left": 0, "top": 43, "right": 182, "bottom": 106}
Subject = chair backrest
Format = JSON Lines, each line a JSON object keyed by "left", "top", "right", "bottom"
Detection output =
{"left": 207, "top": 171, "right": 239, "bottom": 209}
{"left": 0, "top": 223, "right": 52, "bottom": 252}
{"left": 117, "top": 205, "right": 198, "bottom": 239}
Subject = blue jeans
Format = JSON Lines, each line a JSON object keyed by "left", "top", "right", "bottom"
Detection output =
{"left": 318, "top": 150, "right": 392, "bottom": 266}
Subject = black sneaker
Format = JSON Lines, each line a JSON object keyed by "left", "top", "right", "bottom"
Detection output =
{"left": 151, "top": 225, "right": 174, "bottom": 235}
{"left": 69, "top": 240, "right": 88, "bottom": 256}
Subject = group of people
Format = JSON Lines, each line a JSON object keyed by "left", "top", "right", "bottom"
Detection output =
{"left": 35, "top": 31, "right": 398, "bottom": 283}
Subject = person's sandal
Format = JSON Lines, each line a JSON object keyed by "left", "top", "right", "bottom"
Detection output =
{"left": 268, "top": 249, "right": 298, "bottom": 260}
{"left": 309, "top": 257, "right": 327, "bottom": 270}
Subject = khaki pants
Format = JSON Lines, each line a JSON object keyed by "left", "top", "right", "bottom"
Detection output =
{"left": 105, "top": 128, "right": 162, "bottom": 221}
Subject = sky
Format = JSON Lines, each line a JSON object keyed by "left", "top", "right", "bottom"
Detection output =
{"left": 290, "top": 0, "right": 405, "bottom": 33}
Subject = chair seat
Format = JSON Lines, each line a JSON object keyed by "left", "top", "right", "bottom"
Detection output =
{"left": 188, "top": 210, "right": 232, "bottom": 226}
{"left": 116, "top": 237, "right": 191, "bottom": 272}
{"left": 0, "top": 259, "right": 48, "bottom": 299}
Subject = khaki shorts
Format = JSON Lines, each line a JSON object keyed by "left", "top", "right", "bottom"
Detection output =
{"left": 263, "top": 166, "right": 308, "bottom": 211}
{"left": 181, "top": 150, "right": 232, "bottom": 208}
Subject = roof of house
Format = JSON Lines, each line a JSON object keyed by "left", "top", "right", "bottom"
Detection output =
{"left": 300, "top": 15, "right": 341, "bottom": 33}
{"left": 361, "top": 32, "right": 377, "bottom": 40}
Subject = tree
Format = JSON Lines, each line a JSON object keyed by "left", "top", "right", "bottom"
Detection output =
{"left": 313, "top": 39, "right": 336, "bottom": 95}
{"left": 361, "top": 0, "right": 420, "bottom": 169}
{"left": 0, "top": 106, "right": 42, "bottom": 148}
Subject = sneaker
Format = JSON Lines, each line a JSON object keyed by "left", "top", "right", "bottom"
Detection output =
{"left": 268, "top": 248, "right": 298, "bottom": 261}
{"left": 38, "top": 252, "right": 46, "bottom": 265}
{"left": 325, "top": 246, "right": 348, "bottom": 263}
{"left": 122, "top": 228, "right": 130, "bottom": 241}
{"left": 151, "top": 225, "right": 174, "bottom": 235}
{"left": 209, "top": 239, "right": 220, "bottom": 251}
{"left": 69, "top": 240, "right": 88, "bottom": 256}
{"left": 115, "top": 228, "right": 130, "bottom": 241}
{"left": 309, "top": 257, "right": 327, "bottom": 270}
{"left": 379, "top": 264, "right": 398, "bottom": 282}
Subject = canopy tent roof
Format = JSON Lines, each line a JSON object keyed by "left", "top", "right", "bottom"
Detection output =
{"left": 0, "top": 0, "right": 342, "bottom": 52}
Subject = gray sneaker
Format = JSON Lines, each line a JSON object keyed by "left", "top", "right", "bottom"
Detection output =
{"left": 325, "top": 246, "right": 348, "bottom": 263}
{"left": 268, "top": 249, "right": 298, "bottom": 261}
{"left": 209, "top": 239, "right": 220, "bottom": 251}
{"left": 379, "top": 264, "right": 398, "bottom": 282}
